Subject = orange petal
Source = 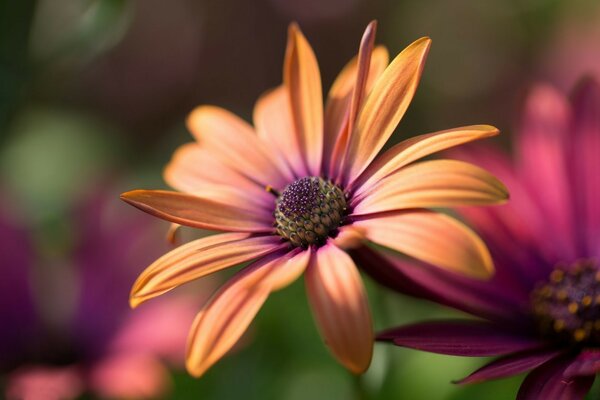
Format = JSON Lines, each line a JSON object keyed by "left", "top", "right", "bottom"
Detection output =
{"left": 166, "top": 223, "right": 181, "bottom": 245}
{"left": 253, "top": 86, "right": 307, "bottom": 177}
{"left": 352, "top": 125, "right": 500, "bottom": 193}
{"left": 328, "top": 24, "right": 390, "bottom": 181}
{"left": 186, "top": 106, "right": 292, "bottom": 187}
{"left": 344, "top": 37, "right": 431, "bottom": 183}
{"left": 331, "top": 225, "right": 366, "bottom": 250}
{"left": 130, "top": 233, "right": 285, "bottom": 307}
{"left": 284, "top": 23, "right": 324, "bottom": 176}
{"left": 355, "top": 210, "right": 494, "bottom": 279}
{"left": 121, "top": 190, "right": 273, "bottom": 232}
{"left": 164, "top": 143, "right": 270, "bottom": 200}
{"left": 305, "top": 244, "right": 373, "bottom": 374}
{"left": 186, "top": 250, "right": 308, "bottom": 377}
{"left": 352, "top": 159, "right": 508, "bottom": 215}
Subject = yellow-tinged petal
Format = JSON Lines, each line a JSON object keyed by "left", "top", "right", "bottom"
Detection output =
{"left": 352, "top": 125, "right": 500, "bottom": 193}
{"left": 186, "top": 250, "right": 309, "bottom": 377}
{"left": 284, "top": 23, "right": 324, "bottom": 176}
{"left": 344, "top": 37, "right": 431, "bottom": 183}
{"left": 120, "top": 190, "right": 273, "bottom": 232}
{"left": 352, "top": 159, "right": 508, "bottom": 215}
{"left": 328, "top": 22, "right": 390, "bottom": 181}
{"left": 164, "top": 143, "right": 270, "bottom": 199}
{"left": 130, "top": 233, "right": 285, "bottom": 307}
{"left": 305, "top": 244, "right": 373, "bottom": 374}
{"left": 187, "top": 106, "right": 292, "bottom": 187}
{"left": 332, "top": 225, "right": 366, "bottom": 250}
{"left": 355, "top": 210, "right": 494, "bottom": 279}
{"left": 253, "top": 86, "right": 307, "bottom": 177}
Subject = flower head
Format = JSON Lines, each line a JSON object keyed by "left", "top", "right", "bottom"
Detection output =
{"left": 121, "top": 21, "right": 507, "bottom": 377}
{"left": 372, "top": 78, "right": 600, "bottom": 399}
{"left": 1, "top": 187, "right": 196, "bottom": 400}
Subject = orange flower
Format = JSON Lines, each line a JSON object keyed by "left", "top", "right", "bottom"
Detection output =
{"left": 121, "top": 21, "right": 508, "bottom": 377}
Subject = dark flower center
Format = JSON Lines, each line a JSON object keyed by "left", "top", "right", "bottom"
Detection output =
{"left": 274, "top": 177, "right": 348, "bottom": 248}
{"left": 531, "top": 260, "right": 600, "bottom": 345}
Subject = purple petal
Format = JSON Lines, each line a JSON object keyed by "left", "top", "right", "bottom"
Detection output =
{"left": 515, "top": 85, "right": 578, "bottom": 261}
{"left": 378, "top": 320, "right": 544, "bottom": 357}
{"left": 456, "top": 347, "right": 563, "bottom": 384}
{"left": 353, "top": 246, "right": 531, "bottom": 325}
{"left": 517, "top": 354, "right": 595, "bottom": 400}
{"left": 564, "top": 349, "right": 600, "bottom": 377}
{"left": 569, "top": 78, "right": 600, "bottom": 257}
{"left": 0, "top": 196, "right": 38, "bottom": 369}
{"left": 70, "top": 186, "right": 170, "bottom": 358}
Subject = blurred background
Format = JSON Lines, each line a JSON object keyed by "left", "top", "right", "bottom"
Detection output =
{"left": 1, "top": 0, "right": 600, "bottom": 398}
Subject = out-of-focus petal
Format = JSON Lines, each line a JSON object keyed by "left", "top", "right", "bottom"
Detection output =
{"left": 344, "top": 37, "right": 431, "bottom": 183}
{"left": 305, "top": 244, "right": 373, "bottom": 374}
{"left": 130, "top": 233, "right": 284, "bottom": 307}
{"left": 517, "top": 84, "right": 577, "bottom": 260}
{"left": 6, "top": 366, "right": 83, "bottom": 400}
{"left": 352, "top": 125, "right": 499, "bottom": 194}
{"left": 456, "top": 348, "right": 563, "bottom": 384}
{"left": 564, "top": 349, "right": 600, "bottom": 377}
{"left": 164, "top": 143, "right": 273, "bottom": 201}
{"left": 354, "top": 210, "right": 493, "bottom": 279}
{"left": 517, "top": 355, "right": 594, "bottom": 400}
{"left": 254, "top": 86, "right": 307, "bottom": 177}
{"left": 569, "top": 79, "right": 600, "bottom": 256}
{"left": 186, "top": 250, "right": 308, "bottom": 377}
{"left": 353, "top": 246, "right": 530, "bottom": 325}
{"left": 187, "top": 106, "right": 291, "bottom": 188}
{"left": 111, "top": 295, "right": 199, "bottom": 363}
{"left": 379, "top": 320, "right": 544, "bottom": 357}
{"left": 284, "top": 23, "right": 323, "bottom": 176}
{"left": 121, "top": 190, "right": 273, "bottom": 232}
{"left": 352, "top": 159, "right": 508, "bottom": 215}
{"left": 0, "top": 200, "right": 37, "bottom": 369}
{"left": 89, "top": 353, "right": 170, "bottom": 399}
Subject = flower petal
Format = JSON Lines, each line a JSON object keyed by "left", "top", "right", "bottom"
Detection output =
{"left": 379, "top": 320, "right": 543, "bottom": 357}
{"left": 284, "top": 23, "right": 323, "bottom": 176}
{"left": 352, "top": 246, "right": 530, "bottom": 325}
{"left": 352, "top": 125, "right": 500, "bottom": 194}
{"left": 570, "top": 79, "right": 600, "bottom": 256}
{"left": 326, "top": 22, "right": 387, "bottom": 181}
{"left": 187, "top": 106, "right": 290, "bottom": 188}
{"left": 331, "top": 225, "right": 366, "bottom": 250}
{"left": 354, "top": 210, "right": 493, "bottom": 279}
{"left": 89, "top": 354, "right": 170, "bottom": 399}
{"left": 564, "top": 349, "right": 600, "bottom": 377}
{"left": 456, "top": 347, "right": 563, "bottom": 384}
{"left": 253, "top": 86, "right": 307, "bottom": 177}
{"left": 517, "top": 355, "right": 594, "bottom": 400}
{"left": 305, "top": 244, "right": 373, "bottom": 374}
{"left": 344, "top": 37, "right": 431, "bottom": 183}
{"left": 164, "top": 143, "right": 271, "bottom": 201}
{"left": 186, "top": 250, "right": 307, "bottom": 377}
{"left": 121, "top": 190, "right": 273, "bottom": 232}
{"left": 352, "top": 159, "right": 508, "bottom": 215}
{"left": 130, "top": 233, "right": 284, "bottom": 307}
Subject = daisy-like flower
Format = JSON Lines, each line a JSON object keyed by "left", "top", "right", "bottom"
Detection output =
{"left": 121, "top": 21, "right": 508, "bottom": 377}
{"left": 370, "top": 79, "right": 600, "bottom": 399}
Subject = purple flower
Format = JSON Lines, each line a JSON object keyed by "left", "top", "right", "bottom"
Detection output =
{"left": 358, "top": 78, "right": 600, "bottom": 399}
{"left": 0, "top": 188, "right": 198, "bottom": 400}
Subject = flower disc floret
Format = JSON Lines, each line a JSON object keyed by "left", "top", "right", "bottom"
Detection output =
{"left": 531, "top": 260, "right": 600, "bottom": 344}
{"left": 274, "top": 177, "right": 347, "bottom": 248}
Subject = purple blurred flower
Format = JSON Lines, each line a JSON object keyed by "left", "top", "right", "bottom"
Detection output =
{"left": 0, "top": 188, "right": 198, "bottom": 400}
{"left": 358, "top": 79, "right": 600, "bottom": 399}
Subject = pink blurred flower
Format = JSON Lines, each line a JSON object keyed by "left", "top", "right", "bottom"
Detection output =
{"left": 0, "top": 187, "right": 198, "bottom": 399}
{"left": 366, "top": 79, "right": 600, "bottom": 399}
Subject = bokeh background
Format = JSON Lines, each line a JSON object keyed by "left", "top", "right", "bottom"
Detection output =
{"left": 2, "top": 0, "right": 600, "bottom": 398}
